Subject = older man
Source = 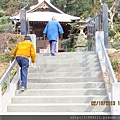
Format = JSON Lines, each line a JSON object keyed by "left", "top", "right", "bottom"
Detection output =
{"left": 43, "top": 16, "right": 64, "bottom": 56}
{"left": 12, "top": 36, "right": 36, "bottom": 91}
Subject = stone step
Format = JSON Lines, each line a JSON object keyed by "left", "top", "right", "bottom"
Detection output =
{"left": 28, "top": 67, "right": 101, "bottom": 73}
{"left": 11, "top": 96, "right": 108, "bottom": 104}
{"left": 38, "top": 52, "right": 96, "bottom": 57}
{"left": 36, "top": 63, "right": 100, "bottom": 68}
{"left": 15, "top": 89, "right": 107, "bottom": 96}
{"left": 27, "top": 82, "right": 105, "bottom": 89}
{"left": 37, "top": 60, "right": 99, "bottom": 64}
{"left": 38, "top": 51, "right": 96, "bottom": 56}
{"left": 7, "top": 104, "right": 110, "bottom": 112}
{"left": 36, "top": 61, "right": 99, "bottom": 65}
{"left": 27, "top": 71, "right": 101, "bottom": 78}
{"left": 36, "top": 55, "right": 98, "bottom": 60}
{"left": 37, "top": 57, "right": 99, "bottom": 63}
{"left": 6, "top": 51, "right": 110, "bottom": 114}
{"left": 27, "top": 77, "right": 104, "bottom": 83}
{"left": 2, "top": 112, "right": 111, "bottom": 115}
{"left": 38, "top": 56, "right": 98, "bottom": 59}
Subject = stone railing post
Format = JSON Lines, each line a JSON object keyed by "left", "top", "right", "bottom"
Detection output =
{"left": 27, "top": 34, "right": 36, "bottom": 53}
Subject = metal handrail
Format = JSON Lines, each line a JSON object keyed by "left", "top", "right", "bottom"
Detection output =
{"left": 87, "top": 13, "right": 103, "bottom": 51}
{"left": 87, "top": 13, "right": 103, "bottom": 34}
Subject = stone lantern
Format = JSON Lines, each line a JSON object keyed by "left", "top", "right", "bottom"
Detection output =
{"left": 75, "top": 19, "right": 87, "bottom": 51}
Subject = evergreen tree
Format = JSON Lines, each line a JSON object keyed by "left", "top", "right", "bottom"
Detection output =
{"left": 0, "top": 0, "right": 38, "bottom": 16}
{"left": 0, "top": 15, "right": 13, "bottom": 33}
{"left": 51, "top": 0, "right": 92, "bottom": 18}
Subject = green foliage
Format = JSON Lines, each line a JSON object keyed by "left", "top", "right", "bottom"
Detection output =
{"left": 68, "top": 22, "right": 78, "bottom": 34}
{"left": 61, "top": 37, "right": 73, "bottom": 52}
{"left": 86, "top": 39, "right": 95, "bottom": 51}
{"left": 114, "top": 33, "right": 120, "bottom": 43}
{"left": 61, "top": 37, "right": 72, "bottom": 46}
{"left": 0, "top": 9, "right": 6, "bottom": 17}
{"left": 0, "top": 0, "right": 38, "bottom": 16}
{"left": 111, "top": 44, "right": 117, "bottom": 49}
{"left": 51, "top": 0, "right": 66, "bottom": 13}
{"left": 0, "top": 16, "right": 13, "bottom": 33}
{"left": 4, "top": 52, "right": 12, "bottom": 62}
{"left": 109, "top": 23, "right": 120, "bottom": 44}
{"left": 0, "top": 52, "right": 12, "bottom": 63}
{"left": 51, "top": 0, "right": 92, "bottom": 17}
{"left": 109, "top": 29, "right": 116, "bottom": 37}
{"left": 114, "top": 24, "right": 120, "bottom": 33}
{"left": 2, "top": 82, "right": 7, "bottom": 91}
{"left": 70, "top": 47, "right": 75, "bottom": 52}
{"left": 10, "top": 68, "right": 17, "bottom": 77}
{"left": 65, "top": 0, "right": 91, "bottom": 17}
{"left": 110, "top": 59, "right": 118, "bottom": 69}
{"left": 68, "top": 22, "right": 78, "bottom": 29}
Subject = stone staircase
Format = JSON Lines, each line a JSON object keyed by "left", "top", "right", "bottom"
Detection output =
{"left": 6, "top": 51, "right": 111, "bottom": 115}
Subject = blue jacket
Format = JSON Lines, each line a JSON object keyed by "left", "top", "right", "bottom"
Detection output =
{"left": 43, "top": 20, "right": 64, "bottom": 42}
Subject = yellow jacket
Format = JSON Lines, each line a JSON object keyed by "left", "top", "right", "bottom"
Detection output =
{"left": 12, "top": 40, "right": 36, "bottom": 63}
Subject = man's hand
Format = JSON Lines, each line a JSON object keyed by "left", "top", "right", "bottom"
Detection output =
{"left": 43, "top": 34, "right": 46, "bottom": 40}
{"left": 32, "top": 62, "right": 36, "bottom": 68}
{"left": 60, "top": 34, "right": 63, "bottom": 40}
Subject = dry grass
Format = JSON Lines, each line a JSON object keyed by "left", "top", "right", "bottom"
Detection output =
{"left": 0, "top": 62, "right": 9, "bottom": 78}
{"left": 108, "top": 50, "right": 120, "bottom": 82}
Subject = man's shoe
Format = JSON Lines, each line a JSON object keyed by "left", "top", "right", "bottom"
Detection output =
{"left": 51, "top": 53, "right": 55, "bottom": 56}
{"left": 21, "top": 86, "right": 25, "bottom": 92}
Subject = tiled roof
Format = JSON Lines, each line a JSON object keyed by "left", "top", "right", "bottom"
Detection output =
{"left": 10, "top": 0, "right": 80, "bottom": 22}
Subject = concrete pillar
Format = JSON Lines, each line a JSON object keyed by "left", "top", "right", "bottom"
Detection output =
{"left": 102, "top": 3, "right": 109, "bottom": 48}
{"left": 0, "top": 84, "right": 1, "bottom": 114}
{"left": 20, "top": 8, "right": 27, "bottom": 35}
{"left": 111, "top": 83, "right": 120, "bottom": 115}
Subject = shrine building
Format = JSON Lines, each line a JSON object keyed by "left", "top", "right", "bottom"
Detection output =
{"left": 10, "top": 0, "right": 80, "bottom": 53}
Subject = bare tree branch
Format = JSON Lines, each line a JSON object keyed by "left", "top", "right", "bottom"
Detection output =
{"left": 23, "top": 0, "right": 30, "bottom": 9}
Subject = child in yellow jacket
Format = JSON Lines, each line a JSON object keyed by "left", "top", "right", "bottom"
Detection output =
{"left": 12, "top": 35, "right": 36, "bottom": 91}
